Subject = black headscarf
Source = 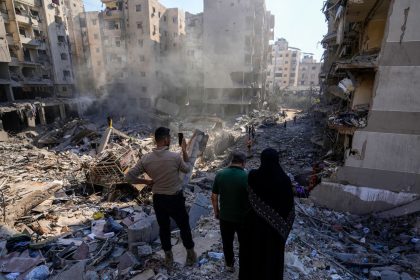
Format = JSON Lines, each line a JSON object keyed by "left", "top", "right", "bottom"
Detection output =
{"left": 248, "top": 148, "right": 294, "bottom": 220}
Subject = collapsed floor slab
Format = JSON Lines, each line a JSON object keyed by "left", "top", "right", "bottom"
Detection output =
{"left": 310, "top": 181, "right": 419, "bottom": 215}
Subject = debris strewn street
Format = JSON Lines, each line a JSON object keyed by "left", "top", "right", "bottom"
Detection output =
{"left": 0, "top": 109, "right": 418, "bottom": 280}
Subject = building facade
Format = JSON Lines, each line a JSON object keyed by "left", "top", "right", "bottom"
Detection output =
{"left": 298, "top": 54, "right": 322, "bottom": 87}
{"left": 202, "top": 0, "right": 274, "bottom": 116}
{"left": 0, "top": 0, "right": 83, "bottom": 132}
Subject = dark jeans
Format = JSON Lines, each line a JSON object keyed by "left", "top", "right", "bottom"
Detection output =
{"left": 153, "top": 192, "right": 194, "bottom": 251}
{"left": 220, "top": 219, "right": 244, "bottom": 267}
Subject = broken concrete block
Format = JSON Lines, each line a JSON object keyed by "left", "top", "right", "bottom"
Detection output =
{"left": 0, "top": 130, "right": 9, "bottom": 142}
{"left": 130, "top": 269, "right": 155, "bottom": 280}
{"left": 137, "top": 244, "right": 153, "bottom": 257}
{"left": 128, "top": 215, "right": 159, "bottom": 251}
{"left": 118, "top": 251, "right": 139, "bottom": 271}
{"left": 380, "top": 270, "right": 400, "bottom": 280}
{"left": 72, "top": 242, "right": 90, "bottom": 260}
{"left": 189, "top": 193, "right": 210, "bottom": 229}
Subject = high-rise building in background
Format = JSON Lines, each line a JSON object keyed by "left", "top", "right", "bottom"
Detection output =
{"left": 202, "top": 0, "right": 274, "bottom": 116}
{"left": 267, "top": 38, "right": 321, "bottom": 92}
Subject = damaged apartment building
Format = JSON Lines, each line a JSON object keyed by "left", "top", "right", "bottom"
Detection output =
{"left": 90, "top": 0, "right": 274, "bottom": 118}
{"left": 0, "top": 0, "right": 84, "bottom": 132}
{"left": 202, "top": 0, "right": 274, "bottom": 116}
{"left": 313, "top": 0, "right": 420, "bottom": 214}
{"left": 267, "top": 38, "right": 322, "bottom": 93}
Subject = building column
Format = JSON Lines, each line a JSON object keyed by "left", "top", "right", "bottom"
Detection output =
{"left": 37, "top": 105, "right": 47, "bottom": 125}
{"left": 6, "top": 85, "right": 14, "bottom": 102}
{"left": 59, "top": 104, "right": 66, "bottom": 120}
{"left": 27, "top": 116, "right": 36, "bottom": 128}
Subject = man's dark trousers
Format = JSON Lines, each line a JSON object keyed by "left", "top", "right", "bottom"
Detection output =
{"left": 153, "top": 192, "right": 194, "bottom": 251}
{"left": 220, "top": 219, "right": 244, "bottom": 267}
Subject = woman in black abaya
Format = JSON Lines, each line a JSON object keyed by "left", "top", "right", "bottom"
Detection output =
{"left": 240, "top": 148, "right": 295, "bottom": 280}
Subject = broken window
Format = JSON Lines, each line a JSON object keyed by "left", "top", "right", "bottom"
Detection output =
{"left": 63, "top": 70, "right": 71, "bottom": 80}
{"left": 115, "top": 40, "right": 120, "bottom": 47}
{"left": 158, "top": 12, "right": 161, "bottom": 18}
{"left": 19, "top": 27, "right": 26, "bottom": 37}
{"left": 163, "top": 16, "right": 167, "bottom": 22}
{"left": 292, "top": 53, "right": 297, "bottom": 57}
{"left": 92, "top": 19, "right": 97, "bottom": 25}
{"left": 173, "top": 17, "right": 177, "bottom": 23}
{"left": 55, "top": 16, "right": 63, "bottom": 24}
{"left": 275, "top": 73, "right": 282, "bottom": 77}
{"left": 137, "top": 22, "right": 143, "bottom": 29}
{"left": 60, "top": 53, "right": 68, "bottom": 60}
{"left": 151, "top": 7, "right": 156, "bottom": 17}
{"left": 136, "top": 4, "right": 141, "bottom": 12}
{"left": 57, "top": 35, "right": 65, "bottom": 43}
{"left": 153, "top": 25, "right": 157, "bottom": 35}
{"left": 138, "top": 39, "right": 143, "bottom": 47}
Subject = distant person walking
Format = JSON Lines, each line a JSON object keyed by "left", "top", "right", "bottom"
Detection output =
{"left": 284, "top": 120, "right": 287, "bottom": 128}
{"left": 125, "top": 127, "right": 197, "bottom": 267}
{"left": 211, "top": 151, "right": 250, "bottom": 274}
{"left": 293, "top": 115, "right": 297, "bottom": 125}
{"left": 241, "top": 148, "right": 295, "bottom": 280}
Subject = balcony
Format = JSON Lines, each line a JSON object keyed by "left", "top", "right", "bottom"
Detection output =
{"left": 103, "top": 9, "right": 122, "bottom": 19}
{"left": 20, "top": 35, "right": 41, "bottom": 47}
{"left": 15, "top": 14, "right": 31, "bottom": 24}
{"left": 15, "top": 0, "right": 42, "bottom": 7}
{"left": 103, "top": 28, "right": 122, "bottom": 37}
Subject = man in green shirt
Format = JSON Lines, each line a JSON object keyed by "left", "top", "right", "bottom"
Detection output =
{"left": 211, "top": 151, "right": 249, "bottom": 272}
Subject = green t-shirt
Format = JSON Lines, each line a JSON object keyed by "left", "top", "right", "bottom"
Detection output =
{"left": 212, "top": 166, "right": 250, "bottom": 223}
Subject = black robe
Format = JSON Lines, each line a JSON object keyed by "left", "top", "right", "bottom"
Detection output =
{"left": 240, "top": 148, "right": 295, "bottom": 280}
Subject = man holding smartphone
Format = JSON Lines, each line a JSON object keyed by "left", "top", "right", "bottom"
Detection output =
{"left": 125, "top": 127, "right": 197, "bottom": 267}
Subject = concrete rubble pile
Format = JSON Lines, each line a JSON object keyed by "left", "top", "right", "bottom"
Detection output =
{"left": 0, "top": 110, "right": 418, "bottom": 279}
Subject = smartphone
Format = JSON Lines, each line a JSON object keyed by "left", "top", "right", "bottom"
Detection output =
{"left": 178, "top": 133, "right": 184, "bottom": 146}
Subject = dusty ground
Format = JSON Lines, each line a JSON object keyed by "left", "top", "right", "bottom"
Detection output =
{"left": 0, "top": 109, "right": 418, "bottom": 280}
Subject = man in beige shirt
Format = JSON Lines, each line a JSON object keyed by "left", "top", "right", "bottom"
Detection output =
{"left": 125, "top": 127, "right": 197, "bottom": 267}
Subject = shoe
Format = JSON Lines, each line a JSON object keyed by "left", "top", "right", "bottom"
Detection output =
{"left": 164, "top": 250, "right": 173, "bottom": 268}
{"left": 185, "top": 248, "right": 197, "bottom": 266}
{"left": 226, "top": 265, "right": 235, "bottom": 273}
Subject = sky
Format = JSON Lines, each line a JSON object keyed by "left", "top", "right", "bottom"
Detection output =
{"left": 84, "top": 0, "right": 327, "bottom": 61}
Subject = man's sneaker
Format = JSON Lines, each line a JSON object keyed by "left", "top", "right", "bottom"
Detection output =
{"left": 226, "top": 265, "right": 235, "bottom": 273}
{"left": 185, "top": 248, "right": 197, "bottom": 266}
{"left": 164, "top": 250, "right": 173, "bottom": 268}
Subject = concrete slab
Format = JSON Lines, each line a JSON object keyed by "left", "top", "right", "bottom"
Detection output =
{"left": 376, "top": 199, "right": 420, "bottom": 218}
{"left": 189, "top": 193, "right": 211, "bottom": 229}
{"left": 310, "top": 181, "right": 419, "bottom": 215}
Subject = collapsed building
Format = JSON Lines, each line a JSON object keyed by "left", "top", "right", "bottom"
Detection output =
{"left": 313, "top": 0, "right": 420, "bottom": 214}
